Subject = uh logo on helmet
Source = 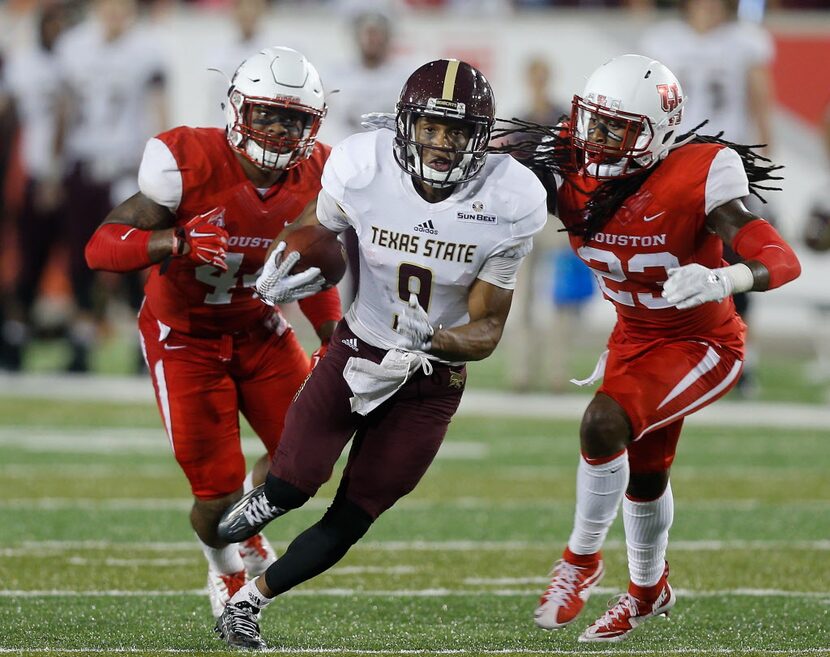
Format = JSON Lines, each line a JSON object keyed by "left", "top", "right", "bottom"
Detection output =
{"left": 394, "top": 59, "right": 495, "bottom": 188}
{"left": 572, "top": 53, "right": 686, "bottom": 179}
{"left": 225, "top": 46, "right": 327, "bottom": 172}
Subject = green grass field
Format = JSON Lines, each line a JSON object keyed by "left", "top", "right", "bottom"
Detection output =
{"left": 0, "top": 390, "right": 828, "bottom": 657}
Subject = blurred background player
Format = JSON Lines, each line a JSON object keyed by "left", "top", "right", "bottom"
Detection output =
{"left": 55, "top": 0, "right": 168, "bottom": 372}
{"left": 213, "top": 58, "right": 547, "bottom": 650}
{"left": 513, "top": 54, "right": 800, "bottom": 642}
{"left": 502, "top": 55, "right": 595, "bottom": 392}
{"left": 85, "top": 46, "right": 341, "bottom": 620}
{"left": 0, "top": 1, "right": 70, "bottom": 371}
{"left": 322, "top": 9, "right": 414, "bottom": 310}
{"left": 802, "top": 104, "right": 830, "bottom": 385}
{"left": 640, "top": 0, "right": 776, "bottom": 396}
{"left": 206, "top": 0, "right": 273, "bottom": 128}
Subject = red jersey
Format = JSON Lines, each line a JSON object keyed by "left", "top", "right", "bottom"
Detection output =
{"left": 558, "top": 142, "right": 747, "bottom": 346}
{"left": 142, "top": 127, "right": 332, "bottom": 335}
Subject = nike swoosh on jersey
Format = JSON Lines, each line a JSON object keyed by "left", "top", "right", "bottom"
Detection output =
{"left": 120, "top": 228, "right": 137, "bottom": 240}
{"left": 643, "top": 211, "right": 666, "bottom": 222}
{"left": 163, "top": 344, "right": 187, "bottom": 351}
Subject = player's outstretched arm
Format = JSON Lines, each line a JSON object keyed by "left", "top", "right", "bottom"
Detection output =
{"left": 86, "top": 195, "right": 230, "bottom": 273}
{"left": 663, "top": 199, "right": 801, "bottom": 309}
{"left": 85, "top": 193, "right": 177, "bottom": 271}
{"left": 427, "top": 279, "right": 514, "bottom": 362}
{"left": 706, "top": 199, "right": 800, "bottom": 291}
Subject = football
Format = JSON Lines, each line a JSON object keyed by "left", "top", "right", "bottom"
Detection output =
{"left": 282, "top": 224, "right": 347, "bottom": 285}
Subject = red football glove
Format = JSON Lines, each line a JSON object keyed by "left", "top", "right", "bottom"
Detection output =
{"left": 173, "top": 207, "right": 229, "bottom": 271}
{"left": 310, "top": 342, "right": 328, "bottom": 370}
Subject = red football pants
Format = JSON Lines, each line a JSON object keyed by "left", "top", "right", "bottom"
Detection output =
{"left": 139, "top": 304, "right": 311, "bottom": 499}
{"left": 599, "top": 337, "right": 743, "bottom": 473}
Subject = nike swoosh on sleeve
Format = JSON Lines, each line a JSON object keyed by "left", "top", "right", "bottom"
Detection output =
{"left": 121, "top": 228, "right": 137, "bottom": 240}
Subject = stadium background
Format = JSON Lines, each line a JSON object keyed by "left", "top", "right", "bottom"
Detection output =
{"left": 0, "top": 2, "right": 829, "bottom": 656}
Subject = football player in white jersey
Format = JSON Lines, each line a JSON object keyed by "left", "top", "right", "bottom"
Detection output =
{"left": 212, "top": 59, "right": 548, "bottom": 649}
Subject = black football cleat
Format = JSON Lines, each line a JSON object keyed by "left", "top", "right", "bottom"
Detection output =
{"left": 218, "top": 485, "right": 283, "bottom": 543}
{"left": 214, "top": 600, "right": 266, "bottom": 650}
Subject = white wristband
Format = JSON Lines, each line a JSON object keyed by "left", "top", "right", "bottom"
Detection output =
{"left": 718, "top": 263, "right": 754, "bottom": 294}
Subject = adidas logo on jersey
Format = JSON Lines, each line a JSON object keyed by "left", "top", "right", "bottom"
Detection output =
{"left": 414, "top": 220, "right": 438, "bottom": 235}
{"left": 341, "top": 338, "right": 359, "bottom": 352}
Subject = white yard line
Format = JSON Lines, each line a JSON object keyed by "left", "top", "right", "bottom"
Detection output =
{"left": 4, "top": 539, "right": 830, "bottom": 555}
{"left": 0, "top": 428, "right": 486, "bottom": 459}
{"left": 0, "top": 649, "right": 827, "bottom": 655}
{"left": 0, "top": 586, "right": 827, "bottom": 600}
{"left": 2, "top": 497, "right": 826, "bottom": 512}
{"left": 2, "top": 373, "right": 830, "bottom": 429}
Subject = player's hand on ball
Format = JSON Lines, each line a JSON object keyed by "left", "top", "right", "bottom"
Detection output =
{"left": 175, "top": 207, "right": 229, "bottom": 270}
{"left": 255, "top": 241, "right": 327, "bottom": 306}
{"left": 398, "top": 293, "right": 434, "bottom": 351}
{"left": 662, "top": 263, "right": 733, "bottom": 309}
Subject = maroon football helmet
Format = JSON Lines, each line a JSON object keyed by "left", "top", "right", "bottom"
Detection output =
{"left": 394, "top": 59, "right": 495, "bottom": 188}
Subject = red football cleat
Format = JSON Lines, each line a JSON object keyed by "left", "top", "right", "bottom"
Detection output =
{"left": 534, "top": 552, "right": 605, "bottom": 630}
{"left": 579, "top": 564, "right": 675, "bottom": 642}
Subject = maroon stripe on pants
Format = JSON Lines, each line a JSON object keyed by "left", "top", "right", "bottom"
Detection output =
{"left": 272, "top": 320, "right": 466, "bottom": 519}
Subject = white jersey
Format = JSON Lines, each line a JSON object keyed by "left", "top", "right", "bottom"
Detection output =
{"left": 320, "top": 57, "right": 415, "bottom": 145}
{"left": 640, "top": 19, "right": 773, "bottom": 143}
{"left": 318, "top": 128, "right": 547, "bottom": 356}
{"left": 55, "top": 19, "right": 166, "bottom": 182}
{"left": 5, "top": 45, "right": 63, "bottom": 180}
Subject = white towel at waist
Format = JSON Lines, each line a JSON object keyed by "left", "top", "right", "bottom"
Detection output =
{"left": 343, "top": 349, "right": 434, "bottom": 415}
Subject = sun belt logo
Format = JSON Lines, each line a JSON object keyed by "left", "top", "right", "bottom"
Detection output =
{"left": 414, "top": 219, "right": 438, "bottom": 235}
{"left": 457, "top": 208, "right": 497, "bottom": 224}
{"left": 656, "top": 83, "right": 683, "bottom": 126}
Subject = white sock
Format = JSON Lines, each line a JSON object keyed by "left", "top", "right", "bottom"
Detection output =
{"left": 198, "top": 535, "right": 245, "bottom": 574}
{"left": 243, "top": 469, "right": 255, "bottom": 494}
{"left": 567, "top": 452, "right": 629, "bottom": 556}
{"left": 623, "top": 482, "right": 674, "bottom": 587}
{"left": 229, "top": 578, "right": 275, "bottom": 610}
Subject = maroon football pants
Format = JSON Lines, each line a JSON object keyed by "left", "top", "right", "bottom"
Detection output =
{"left": 271, "top": 320, "right": 466, "bottom": 519}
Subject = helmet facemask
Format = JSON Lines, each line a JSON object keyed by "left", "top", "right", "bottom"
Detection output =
{"left": 227, "top": 91, "right": 325, "bottom": 172}
{"left": 394, "top": 101, "right": 492, "bottom": 188}
{"left": 571, "top": 55, "right": 685, "bottom": 180}
{"left": 224, "top": 47, "right": 327, "bottom": 173}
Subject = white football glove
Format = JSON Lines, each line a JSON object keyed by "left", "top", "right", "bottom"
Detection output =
{"left": 255, "top": 241, "right": 327, "bottom": 306}
{"left": 398, "top": 293, "right": 434, "bottom": 351}
{"left": 662, "top": 263, "right": 753, "bottom": 310}
{"left": 360, "top": 112, "right": 397, "bottom": 132}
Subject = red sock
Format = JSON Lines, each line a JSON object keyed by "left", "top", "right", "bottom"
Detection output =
{"left": 563, "top": 546, "right": 601, "bottom": 567}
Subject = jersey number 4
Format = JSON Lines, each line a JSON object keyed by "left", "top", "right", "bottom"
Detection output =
{"left": 195, "top": 254, "right": 260, "bottom": 305}
{"left": 578, "top": 246, "right": 679, "bottom": 309}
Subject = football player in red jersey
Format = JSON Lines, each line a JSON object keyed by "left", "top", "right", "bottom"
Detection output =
{"left": 498, "top": 54, "right": 800, "bottom": 642}
{"left": 84, "top": 47, "right": 341, "bottom": 620}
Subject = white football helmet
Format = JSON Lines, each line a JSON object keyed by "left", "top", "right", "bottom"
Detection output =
{"left": 225, "top": 46, "right": 327, "bottom": 171}
{"left": 572, "top": 54, "right": 685, "bottom": 179}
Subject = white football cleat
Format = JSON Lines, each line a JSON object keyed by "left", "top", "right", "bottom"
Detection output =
{"left": 206, "top": 567, "right": 246, "bottom": 618}
{"left": 238, "top": 534, "right": 277, "bottom": 578}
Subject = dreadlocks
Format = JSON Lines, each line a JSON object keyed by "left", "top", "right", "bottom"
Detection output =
{"left": 491, "top": 119, "right": 784, "bottom": 243}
